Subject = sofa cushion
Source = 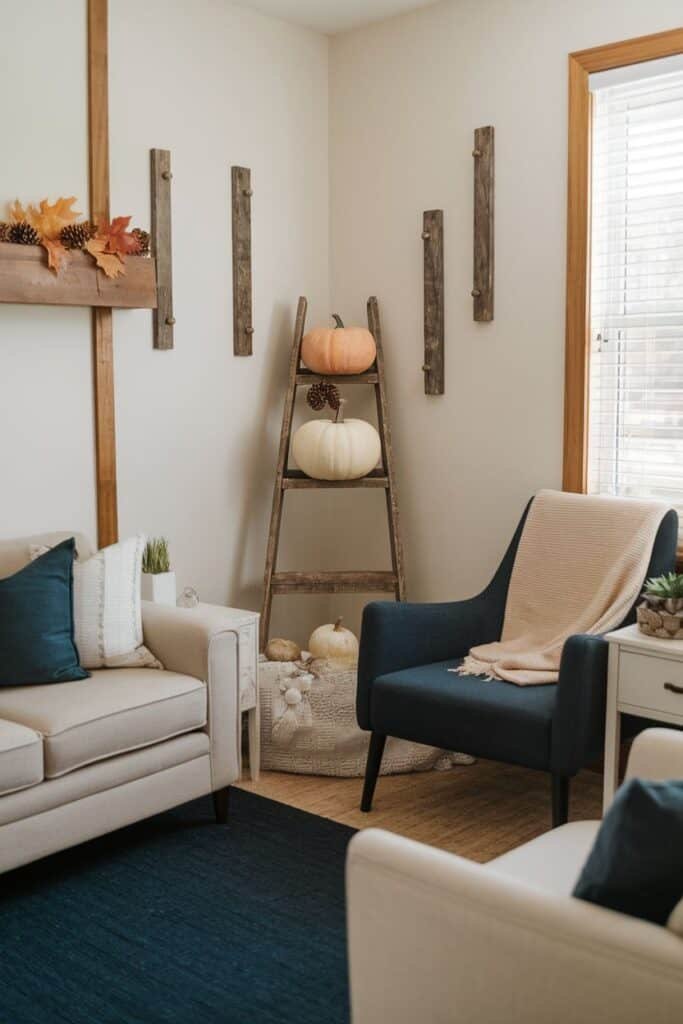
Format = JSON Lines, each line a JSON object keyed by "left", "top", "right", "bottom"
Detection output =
{"left": 0, "top": 539, "right": 89, "bottom": 687}
{"left": 573, "top": 778, "right": 683, "bottom": 928}
{"left": 0, "top": 669, "right": 207, "bottom": 778}
{"left": 0, "top": 719, "right": 44, "bottom": 795}
{"left": 370, "top": 659, "right": 557, "bottom": 770}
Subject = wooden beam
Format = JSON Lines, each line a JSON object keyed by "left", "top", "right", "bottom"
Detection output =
{"left": 88, "top": 0, "right": 117, "bottom": 547}
{"left": 0, "top": 242, "right": 157, "bottom": 308}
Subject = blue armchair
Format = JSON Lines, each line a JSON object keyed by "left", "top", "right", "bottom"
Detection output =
{"left": 357, "top": 499, "right": 679, "bottom": 826}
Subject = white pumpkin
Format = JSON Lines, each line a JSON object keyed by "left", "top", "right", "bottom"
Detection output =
{"left": 308, "top": 617, "right": 359, "bottom": 667}
{"left": 292, "top": 401, "right": 381, "bottom": 481}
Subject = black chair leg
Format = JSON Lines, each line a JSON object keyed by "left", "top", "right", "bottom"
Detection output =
{"left": 213, "top": 786, "right": 230, "bottom": 824}
{"left": 360, "top": 733, "right": 386, "bottom": 812}
{"left": 551, "top": 774, "right": 570, "bottom": 828}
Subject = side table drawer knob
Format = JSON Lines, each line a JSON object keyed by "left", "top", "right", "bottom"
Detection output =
{"left": 664, "top": 682, "right": 683, "bottom": 695}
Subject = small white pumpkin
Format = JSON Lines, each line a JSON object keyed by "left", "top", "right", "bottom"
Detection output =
{"left": 292, "top": 400, "right": 381, "bottom": 481}
{"left": 265, "top": 638, "right": 302, "bottom": 662}
{"left": 308, "top": 617, "right": 359, "bottom": 667}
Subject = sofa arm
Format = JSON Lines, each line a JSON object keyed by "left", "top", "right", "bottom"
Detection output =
{"left": 347, "top": 828, "right": 683, "bottom": 1024}
{"left": 551, "top": 633, "right": 609, "bottom": 777}
{"left": 142, "top": 602, "right": 243, "bottom": 790}
{"left": 357, "top": 596, "right": 496, "bottom": 730}
{"left": 626, "top": 728, "right": 683, "bottom": 781}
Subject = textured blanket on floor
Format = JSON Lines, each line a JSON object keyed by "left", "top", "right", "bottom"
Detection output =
{"left": 456, "top": 489, "right": 668, "bottom": 686}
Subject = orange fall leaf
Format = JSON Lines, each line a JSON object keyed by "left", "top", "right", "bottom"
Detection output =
{"left": 85, "top": 238, "right": 126, "bottom": 279}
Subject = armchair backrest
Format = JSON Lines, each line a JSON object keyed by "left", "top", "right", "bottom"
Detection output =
{"left": 485, "top": 499, "right": 678, "bottom": 636}
{"left": 0, "top": 532, "right": 94, "bottom": 578}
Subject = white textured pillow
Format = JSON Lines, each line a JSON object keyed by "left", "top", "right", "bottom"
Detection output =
{"left": 30, "top": 535, "right": 162, "bottom": 670}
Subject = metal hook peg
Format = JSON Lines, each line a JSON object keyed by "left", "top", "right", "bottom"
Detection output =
{"left": 243, "top": 187, "right": 254, "bottom": 197}
{"left": 161, "top": 170, "right": 173, "bottom": 181}
{"left": 471, "top": 289, "right": 481, "bottom": 298}
{"left": 245, "top": 326, "right": 255, "bottom": 335}
{"left": 472, "top": 149, "right": 482, "bottom": 158}
{"left": 165, "top": 316, "right": 176, "bottom": 326}
{"left": 422, "top": 364, "right": 431, "bottom": 373}
{"left": 421, "top": 231, "right": 431, "bottom": 240}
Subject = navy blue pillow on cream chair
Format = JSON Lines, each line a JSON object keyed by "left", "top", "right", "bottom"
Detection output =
{"left": 0, "top": 537, "right": 89, "bottom": 686}
{"left": 573, "top": 776, "right": 683, "bottom": 929}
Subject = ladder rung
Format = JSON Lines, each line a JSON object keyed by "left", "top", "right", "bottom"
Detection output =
{"left": 282, "top": 470, "right": 388, "bottom": 490}
{"left": 271, "top": 571, "right": 398, "bottom": 594}
{"left": 295, "top": 371, "right": 379, "bottom": 384}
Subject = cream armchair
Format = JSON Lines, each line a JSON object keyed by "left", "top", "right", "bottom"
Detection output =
{"left": 0, "top": 533, "right": 251, "bottom": 875}
{"left": 347, "top": 729, "right": 683, "bottom": 1024}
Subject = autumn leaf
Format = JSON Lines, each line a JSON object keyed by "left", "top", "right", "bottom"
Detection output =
{"left": 85, "top": 237, "right": 126, "bottom": 279}
{"left": 8, "top": 199, "right": 28, "bottom": 223}
{"left": 96, "top": 216, "right": 141, "bottom": 256}
{"left": 41, "top": 237, "right": 68, "bottom": 273}
{"left": 27, "top": 197, "right": 81, "bottom": 240}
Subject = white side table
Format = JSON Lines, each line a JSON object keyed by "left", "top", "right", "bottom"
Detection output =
{"left": 604, "top": 623, "right": 683, "bottom": 811}
{"left": 193, "top": 603, "right": 260, "bottom": 781}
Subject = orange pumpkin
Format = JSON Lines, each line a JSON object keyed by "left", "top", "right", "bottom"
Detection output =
{"left": 301, "top": 314, "right": 376, "bottom": 375}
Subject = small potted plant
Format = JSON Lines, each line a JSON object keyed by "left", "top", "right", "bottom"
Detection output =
{"left": 141, "top": 537, "right": 176, "bottom": 606}
{"left": 637, "top": 572, "right": 683, "bottom": 639}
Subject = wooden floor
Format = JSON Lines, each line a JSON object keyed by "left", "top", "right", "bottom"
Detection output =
{"left": 238, "top": 759, "right": 603, "bottom": 863}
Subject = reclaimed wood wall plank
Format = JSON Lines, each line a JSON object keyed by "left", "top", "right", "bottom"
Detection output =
{"left": 151, "top": 148, "right": 174, "bottom": 349}
{"left": 232, "top": 166, "right": 253, "bottom": 356}
{"left": 473, "top": 126, "right": 494, "bottom": 322}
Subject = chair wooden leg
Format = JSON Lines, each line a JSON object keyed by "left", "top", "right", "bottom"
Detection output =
{"left": 361, "top": 733, "right": 386, "bottom": 812}
{"left": 213, "top": 786, "right": 230, "bottom": 824}
{"left": 551, "top": 774, "right": 569, "bottom": 828}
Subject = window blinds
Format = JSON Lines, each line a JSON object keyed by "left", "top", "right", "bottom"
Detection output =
{"left": 587, "top": 64, "right": 683, "bottom": 540}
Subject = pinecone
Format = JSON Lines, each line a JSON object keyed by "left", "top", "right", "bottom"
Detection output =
{"left": 131, "top": 228, "right": 150, "bottom": 256}
{"left": 59, "top": 221, "right": 94, "bottom": 250}
{"left": 306, "top": 380, "right": 328, "bottom": 411}
{"left": 0, "top": 221, "right": 10, "bottom": 242}
{"left": 8, "top": 221, "right": 40, "bottom": 246}
{"left": 306, "top": 380, "right": 341, "bottom": 412}
{"left": 324, "top": 382, "right": 341, "bottom": 411}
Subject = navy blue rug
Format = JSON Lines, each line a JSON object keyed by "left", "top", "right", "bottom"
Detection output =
{"left": 0, "top": 790, "right": 355, "bottom": 1024}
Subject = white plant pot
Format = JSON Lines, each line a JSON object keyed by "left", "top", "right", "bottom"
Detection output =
{"left": 141, "top": 571, "right": 177, "bottom": 606}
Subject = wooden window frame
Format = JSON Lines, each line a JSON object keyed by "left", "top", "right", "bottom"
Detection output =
{"left": 563, "top": 26, "right": 683, "bottom": 495}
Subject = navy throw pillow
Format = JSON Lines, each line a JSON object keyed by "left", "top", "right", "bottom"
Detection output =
{"left": 0, "top": 538, "right": 89, "bottom": 686}
{"left": 573, "top": 776, "right": 683, "bottom": 926}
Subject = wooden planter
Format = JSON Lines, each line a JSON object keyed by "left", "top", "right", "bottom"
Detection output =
{"left": 0, "top": 240, "right": 157, "bottom": 309}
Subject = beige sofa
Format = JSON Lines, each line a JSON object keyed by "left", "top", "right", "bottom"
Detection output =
{"left": 347, "top": 728, "right": 683, "bottom": 1024}
{"left": 0, "top": 533, "right": 251, "bottom": 874}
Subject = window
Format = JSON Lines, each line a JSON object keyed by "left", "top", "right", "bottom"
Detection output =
{"left": 564, "top": 29, "right": 683, "bottom": 557}
{"left": 587, "top": 59, "right": 683, "bottom": 533}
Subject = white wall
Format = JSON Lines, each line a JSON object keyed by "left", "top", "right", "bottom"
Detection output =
{"left": 3, "top": 0, "right": 682, "bottom": 647}
{"left": 329, "top": 0, "right": 683, "bottom": 613}
{"left": 0, "top": 0, "right": 329, "bottom": 640}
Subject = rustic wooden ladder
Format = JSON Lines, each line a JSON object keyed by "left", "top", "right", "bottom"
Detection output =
{"left": 260, "top": 295, "right": 406, "bottom": 650}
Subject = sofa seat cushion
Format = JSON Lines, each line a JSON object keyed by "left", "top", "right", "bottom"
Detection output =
{"left": 0, "top": 669, "right": 207, "bottom": 778}
{"left": 489, "top": 820, "right": 600, "bottom": 896}
{"left": 370, "top": 659, "right": 557, "bottom": 770}
{"left": 0, "top": 719, "right": 43, "bottom": 795}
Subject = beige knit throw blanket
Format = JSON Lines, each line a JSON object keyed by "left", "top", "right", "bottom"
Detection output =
{"left": 454, "top": 489, "right": 668, "bottom": 686}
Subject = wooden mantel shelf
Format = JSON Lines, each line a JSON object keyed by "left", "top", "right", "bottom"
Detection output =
{"left": 0, "top": 240, "right": 157, "bottom": 309}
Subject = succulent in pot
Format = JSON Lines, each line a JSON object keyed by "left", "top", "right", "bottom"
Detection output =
{"left": 637, "top": 572, "right": 683, "bottom": 639}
